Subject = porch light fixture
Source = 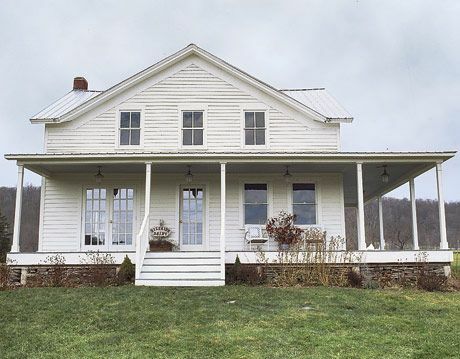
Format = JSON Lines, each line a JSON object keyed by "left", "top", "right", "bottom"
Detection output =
{"left": 185, "top": 165, "right": 193, "bottom": 183}
{"left": 380, "top": 165, "right": 389, "bottom": 183}
{"left": 94, "top": 166, "right": 104, "bottom": 183}
{"left": 283, "top": 165, "right": 292, "bottom": 182}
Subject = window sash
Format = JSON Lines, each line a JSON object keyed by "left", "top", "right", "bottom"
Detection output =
{"left": 244, "top": 183, "right": 268, "bottom": 224}
{"left": 292, "top": 183, "right": 317, "bottom": 225}
{"left": 244, "top": 111, "right": 266, "bottom": 145}
{"left": 119, "top": 111, "right": 141, "bottom": 146}
{"left": 182, "top": 111, "right": 204, "bottom": 146}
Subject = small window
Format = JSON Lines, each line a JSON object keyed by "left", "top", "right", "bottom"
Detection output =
{"left": 119, "top": 111, "right": 141, "bottom": 146}
{"left": 244, "top": 111, "right": 265, "bottom": 146}
{"left": 292, "top": 183, "right": 316, "bottom": 225}
{"left": 244, "top": 183, "right": 268, "bottom": 224}
{"left": 84, "top": 188, "right": 106, "bottom": 246}
{"left": 182, "top": 111, "right": 204, "bottom": 146}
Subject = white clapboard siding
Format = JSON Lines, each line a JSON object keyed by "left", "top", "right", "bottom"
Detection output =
{"left": 40, "top": 172, "right": 345, "bottom": 253}
{"left": 45, "top": 64, "right": 339, "bottom": 153}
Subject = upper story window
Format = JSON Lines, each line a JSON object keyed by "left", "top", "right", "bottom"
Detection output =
{"left": 119, "top": 111, "right": 141, "bottom": 146}
{"left": 244, "top": 111, "right": 265, "bottom": 146}
{"left": 244, "top": 183, "right": 268, "bottom": 224}
{"left": 292, "top": 183, "right": 316, "bottom": 225}
{"left": 182, "top": 111, "right": 204, "bottom": 146}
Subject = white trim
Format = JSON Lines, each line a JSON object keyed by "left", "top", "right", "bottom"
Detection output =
{"left": 115, "top": 106, "right": 145, "bottom": 150}
{"left": 11, "top": 164, "right": 24, "bottom": 252}
{"left": 409, "top": 178, "right": 419, "bottom": 250}
{"left": 436, "top": 163, "right": 448, "bottom": 249}
{"left": 177, "top": 105, "right": 208, "bottom": 150}
{"left": 37, "top": 176, "right": 46, "bottom": 252}
{"left": 356, "top": 162, "right": 366, "bottom": 250}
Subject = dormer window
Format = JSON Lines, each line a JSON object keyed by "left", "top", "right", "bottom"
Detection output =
{"left": 119, "top": 111, "right": 141, "bottom": 146}
{"left": 182, "top": 111, "right": 204, "bottom": 146}
{"left": 244, "top": 111, "right": 265, "bottom": 146}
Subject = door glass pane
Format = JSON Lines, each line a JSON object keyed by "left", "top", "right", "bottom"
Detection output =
{"left": 112, "top": 188, "right": 134, "bottom": 246}
{"left": 84, "top": 188, "right": 106, "bottom": 246}
{"left": 182, "top": 187, "right": 204, "bottom": 245}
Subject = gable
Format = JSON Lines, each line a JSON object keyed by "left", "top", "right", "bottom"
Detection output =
{"left": 34, "top": 44, "right": 354, "bottom": 125}
{"left": 45, "top": 62, "right": 340, "bottom": 153}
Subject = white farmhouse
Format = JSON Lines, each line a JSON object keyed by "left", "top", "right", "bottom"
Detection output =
{"left": 5, "top": 44, "right": 455, "bottom": 286}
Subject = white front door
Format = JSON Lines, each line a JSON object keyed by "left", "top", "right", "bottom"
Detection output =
{"left": 180, "top": 187, "right": 205, "bottom": 250}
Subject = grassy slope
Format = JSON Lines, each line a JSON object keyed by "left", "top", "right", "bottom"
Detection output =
{"left": 452, "top": 252, "right": 460, "bottom": 278}
{"left": 0, "top": 286, "right": 459, "bottom": 359}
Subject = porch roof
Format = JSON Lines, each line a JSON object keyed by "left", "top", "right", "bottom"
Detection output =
{"left": 5, "top": 151, "right": 455, "bottom": 206}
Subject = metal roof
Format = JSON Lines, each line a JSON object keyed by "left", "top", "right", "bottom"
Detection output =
{"left": 31, "top": 90, "right": 102, "bottom": 121}
{"left": 280, "top": 89, "right": 353, "bottom": 121}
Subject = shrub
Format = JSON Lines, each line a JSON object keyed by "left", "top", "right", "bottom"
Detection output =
{"left": 417, "top": 272, "right": 446, "bottom": 292}
{"left": 266, "top": 211, "right": 303, "bottom": 249}
{"left": 227, "top": 256, "right": 266, "bottom": 285}
{"left": 80, "top": 252, "right": 116, "bottom": 286}
{"left": 44, "top": 254, "right": 67, "bottom": 287}
{"left": 347, "top": 269, "right": 363, "bottom": 288}
{"left": 363, "top": 279, "right": 380, "bottom": 290}
{"left": 117, "top": 256, "right": 135, "bottom": 284}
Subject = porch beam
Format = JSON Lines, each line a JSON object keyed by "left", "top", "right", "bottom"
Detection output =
{"left": 409, "top": 178, "right": 419, "bottom": 250}
{"left": 436, "top": 162, "right": 448, "bottom": 249}
{"left": 220, "top": 162, "right": 226, "bottom": 281}
{"left": 356, "top": 162, "right": 366, "bottom": 250}
{"left": 378, "top": 196, "right": 385, "bottom": 250}
{"left": 11, "top": 164, "right": 24, "bottom": 252}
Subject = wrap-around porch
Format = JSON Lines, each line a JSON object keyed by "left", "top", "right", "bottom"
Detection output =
{"left": 6, "top": 152, "right": 455, "bottom": 284}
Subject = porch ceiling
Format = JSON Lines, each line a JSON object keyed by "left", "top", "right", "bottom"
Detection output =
{"left": 5, "top": 151, "right": 455, "bottom": 206}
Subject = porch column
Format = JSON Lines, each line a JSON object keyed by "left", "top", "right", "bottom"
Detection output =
{"left": 378, "top": 196, "right": 385, "bottom": 250}
{"left": 11, "top": 164, "right": 24, "bottom": 252}
{"left": 144, "top": 162, "right": 152, "bottom": 252}
{"left": 409, "top": 178, "right": 419, "bottom": 250}
{"left": 436, "top": 162, "right": 448, "bottom": 249}
{"left": 356, "top": 162, "right": 366, "bottom": 250}
{"left": 220, "top": 162, "right": 226, "bottom": 280}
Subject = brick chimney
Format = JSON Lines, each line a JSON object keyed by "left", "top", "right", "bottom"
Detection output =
{"left": 73, "top": 77, "right": 88, "bottom": 91}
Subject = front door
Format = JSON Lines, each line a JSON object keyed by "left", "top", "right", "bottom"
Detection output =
{"left": 180, "top": 187, "right": 205, "bottom": 250}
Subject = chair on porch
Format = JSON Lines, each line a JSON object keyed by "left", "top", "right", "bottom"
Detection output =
{"left": 244, "top": 225, "right": 269, "bottom": 250}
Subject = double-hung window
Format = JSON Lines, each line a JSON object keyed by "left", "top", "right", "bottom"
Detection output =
{"left": 292, "top": 183, "right": 316, "bottom": 225}
{"left": 244, "top": 111, "right": 266, "bottom": 146}
{"left": 182, "top": 111, "right": 204, "bottom": 146}
{"left": 244, "top": 184, "right": 268, "bottom": 224}
{"left": 119, "top": 111, "right": 141, "bottom": 146}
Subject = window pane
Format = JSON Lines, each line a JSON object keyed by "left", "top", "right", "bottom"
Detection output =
{"left": 244, "top": 184, "right": 267, "bottom": 203}
{"left": 120, "top": 129, "right": 130, "bottom": 145}
{"left": 255, "top": 112, "right": 265, "bottom": 127}
{"left": 293, "top": 204, "right": 316, "bottom": 225}
{"left": 193, "top": 129, "right": 203, "bottom": 145}
{"left": 245, "top": 129, "right": 254, "bottom": 145}
{"left": 130, "top": 129, "right": 140, "bottom": 145}
{"left": 193, "top": 112, "right": 203, "bottom": 128}
{"left": 245, "top": 112, "right": 254, "bottom": 128}
{"left": 183, "top": 129, "right": 192, "bottom": 145}
{"left": 244, "top": 204, "right": 268, "bottom": 224}
{"left": 183, "top": 112, "right": 192, "bottom": 128}
{"left": 293, "top": 183, "right": 316, "bottom": 203}
{"left": 120, "top": 112, "right": 130, "bottom": 128}
{"left": 255, "top": 129, "right": 265, "bottom": 145}
{"left": 131, "top": 112, "right": 140, "bottom": 128}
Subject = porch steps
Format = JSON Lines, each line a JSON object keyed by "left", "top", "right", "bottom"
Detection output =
{"left": 136, "top": 251, "right": 224, "bottom": 286}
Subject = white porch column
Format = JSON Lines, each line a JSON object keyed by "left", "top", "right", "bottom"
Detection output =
{"left": 436, "top": 162, "right": 448, "bottom": 249}
{"left": 220, "top": 162, "right": 226, "bottom": 280}
{"left": 11, "top": 164, "right": 24, "bottom": 252}
{"left": 409, "top": 178, "right": 419, "bottom": 250}
{"left": 378, "top": 196, "right": 385, "bottom": 250}
{"left": 144, "top": 162, "right": 152, "bottom": 251}
{"left": 356, "top": 162, "right": 366, "bottom": 250}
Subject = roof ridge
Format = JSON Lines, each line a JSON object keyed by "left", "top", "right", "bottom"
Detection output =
{"left": 279, "top": 88, "right": 326, "bottom": 91}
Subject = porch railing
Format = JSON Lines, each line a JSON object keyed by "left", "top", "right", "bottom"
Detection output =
{"left": 135, "top": 212, "right": 150, "bottom": 279}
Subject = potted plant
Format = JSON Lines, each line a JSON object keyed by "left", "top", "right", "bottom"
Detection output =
{"left": 149, "top": 220, "right": 176, "bottom": 252}
{"left": 266, "top": 211, "right": 303, "bottom": 250}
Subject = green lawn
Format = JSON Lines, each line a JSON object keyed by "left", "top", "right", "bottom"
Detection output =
{"left": 1, "top": 286, "right": 459, "bottom": 358}
{"left": 453, "top": 251, "right": 460, "bottom": 278}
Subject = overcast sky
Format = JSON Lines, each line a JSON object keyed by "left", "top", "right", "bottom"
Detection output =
{"left": 0, "top": 0, "right": 459, "bottom": 200}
